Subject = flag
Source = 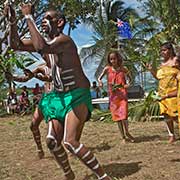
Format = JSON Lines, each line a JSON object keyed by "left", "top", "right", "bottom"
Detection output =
{"left": 117, "top": 18, "right": 132, "bottom": 39}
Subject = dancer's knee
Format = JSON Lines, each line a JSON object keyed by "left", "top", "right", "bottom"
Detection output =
{"left": 63, "top": 139, "right": 82, "bottom": 154}
{"left": 46, "top": 135, "right": 61, "bottom": 152}
{"left": 46, "top": 138, "right": 56, "bottom": 150}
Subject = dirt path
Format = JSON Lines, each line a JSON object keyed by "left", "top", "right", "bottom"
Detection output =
{"left": 0, "top": 115, "right": 180, "bottom": 180}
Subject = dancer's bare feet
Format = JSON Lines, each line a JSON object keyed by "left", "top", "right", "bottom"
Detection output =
{"left": 122, "top": 138, "right": 126, "bottom": 144}
{"left": 37, "top": 150, "right": 44, "bottom": 159}
{"left": 168, "top": 135, "right": 176, "bottom": 143}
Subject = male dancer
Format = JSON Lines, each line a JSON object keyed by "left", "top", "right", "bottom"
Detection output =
{"left": 7, "top": 59, "right": 54, "bottom": 159}
{"left": 4, "top": 3, "right": 110, "bottom": 180}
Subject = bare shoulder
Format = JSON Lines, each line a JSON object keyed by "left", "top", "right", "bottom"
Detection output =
{"left": 56, "top": 34, "right": 73, "bottom": 43}
{"left": 104, "top": 65, "right": 110, "bottom": 71}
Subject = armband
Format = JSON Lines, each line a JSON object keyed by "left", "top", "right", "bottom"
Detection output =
{"left": 9, "top": 20, "right": 16, "bottom": 25}
{"left": 24, "top": 14, "right": 41, "bottom": 34}
{"left": 24, "top": 14, "right": 34, "bottom": 21}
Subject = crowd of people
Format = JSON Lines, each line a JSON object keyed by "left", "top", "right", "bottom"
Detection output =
{"left": 3, "top": 2, "right": 180, "bottom": 180}
{"left": 6, "top": 84, "right": 42, "bottom": 114}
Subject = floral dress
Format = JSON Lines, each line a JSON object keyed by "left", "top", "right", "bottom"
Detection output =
{"left": 107, "top": 66, "right": 128, "bottom": 121}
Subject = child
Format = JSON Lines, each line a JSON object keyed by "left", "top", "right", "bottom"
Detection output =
{"left": 98, "top": 51, "right": 135, "bottom": 143}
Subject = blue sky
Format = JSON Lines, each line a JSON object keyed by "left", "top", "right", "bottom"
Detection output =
{"left": 69, "top": 0, "right": 141, "bottom": 48}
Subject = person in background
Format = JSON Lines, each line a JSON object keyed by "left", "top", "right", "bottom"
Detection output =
{"left": 91, "top": 81, "right": 101, "bottom": 99}
{"left": 7, "top": 87, "right": 18, "bottom": 114}
{"left": 19, "top": 85, "right": 30, "bottom": 112}
{"left": 147, "top": 42, "right": 179, "bottom": 143}
{"left": 7, "top": 61, "right": 54, "bottom": 159}
{"left": 32, "top": 83, "right": 42, "bottom": 109}
{"left": 98, "top": 51, "right": 135, "bottom": 143}
{"left": 91, "top": 81, "right": 101, "bottom": 109}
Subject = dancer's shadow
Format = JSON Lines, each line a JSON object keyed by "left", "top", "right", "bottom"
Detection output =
{"left": 134, "top": 135, "right": 160, "bottom": 143}
{"left": 88, "top": 141, "right": 113, "bottom": 152}
{"left": 170, "top": 158, "right": 180, "bottom": 162}
{"left": 83, "top": 161, "right": 142, "bottom": 179}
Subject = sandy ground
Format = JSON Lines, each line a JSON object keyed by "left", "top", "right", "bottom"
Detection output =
{"left": 1, "top": 115, "right": 180, "bottom": 180}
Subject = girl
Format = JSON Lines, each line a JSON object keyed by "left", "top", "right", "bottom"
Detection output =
{"left": 98, "top": 51, "right": 134, "bottom": 143}
{"left": 147, "top": 42, "right": 179, "bottom": 143}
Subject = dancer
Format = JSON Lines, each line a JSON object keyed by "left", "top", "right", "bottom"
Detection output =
{"left": 5, "top": 3, "right": 110, "bottom": 180}
{"left": 7, "top": 60, "right": 54, "bottom": 159}
{"left": 147, "top": 42, "right": 179, "bottom": 143}
{"left": 98, "top": 51, "right": 135, "bottom": 143}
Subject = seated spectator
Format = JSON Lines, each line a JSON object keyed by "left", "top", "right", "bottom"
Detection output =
{"left": 7, "top": 88, "right": 18, "bottom": 114}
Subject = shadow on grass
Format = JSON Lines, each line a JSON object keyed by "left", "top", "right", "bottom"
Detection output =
{"left": 83, "top": 161, "right": 142, "bottom": 179}
{"left": 134, "top": 135, "right": 161, "bottom": 143}
{"left": 89, "top": 141, "right": 113, "bottom": 153}
{"left": 170, "top": 158, "right": 180, "bottom": 162}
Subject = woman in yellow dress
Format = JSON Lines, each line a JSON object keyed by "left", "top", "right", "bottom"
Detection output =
{"left": 147, "top": 42, "right": 179, "bottom": 143}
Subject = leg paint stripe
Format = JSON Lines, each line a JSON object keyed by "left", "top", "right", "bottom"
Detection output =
{"left": 52, "top": 145, "right": 62, "bottom": 152}
{"left": 47, "top": 121, "right": 54, "bottom": 139}
{"left": 57, "top": 152, "right": 66, "bottom": 158}
{"left": 92, "top": 163, "right": 99, "bottom": 170}
{"left": 64, "top": 169, "right": 71, "bottom": 175}
{"left": 87, "top": 156, "right": 96, "bottom": 164}
{"left": 82, "top": 151, "right": 91, "bottom": 159}
{"left": 64, "top": 166, "right": 70, "bottom": 170}
{"left": 46, "top": 134, "right": 56, "bottom": 140}
{"left": 74, "top": 143, "right": 83, "bottom": 154}
{"left": 62, "top": 159, "right": 68, "bottom": 164}
{"left": 98, "top": 173, "right": 107, "bottom": 180}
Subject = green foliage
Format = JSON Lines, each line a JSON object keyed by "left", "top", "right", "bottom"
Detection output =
{"left": 128, "top": 90, "right": 160, "bottom": 121}
{"left": 0, "top": 50, "right": 36, "bottom": 88}
{"left": 91, "top": 108, "right": 112, "bottom": 122}
{"left": 44, "top": 0, "right": 98, "bottom": 35}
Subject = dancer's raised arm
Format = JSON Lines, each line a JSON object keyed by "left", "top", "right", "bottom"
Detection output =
{"left": 4, "top": 4, "right": 35, "bottom": 52}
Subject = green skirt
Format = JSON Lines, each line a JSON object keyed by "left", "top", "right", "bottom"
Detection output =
{"left": 38, "top": 88, "right": 93, "bottom": 123}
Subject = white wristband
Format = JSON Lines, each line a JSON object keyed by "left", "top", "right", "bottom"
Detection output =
{"left": 24, "top": 14, "right": 34, "bottom": 21}
{"left": 24, "top": 14, "right": 41, "bottom": 34}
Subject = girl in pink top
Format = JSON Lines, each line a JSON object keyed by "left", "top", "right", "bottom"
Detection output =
{"left": 98, "top": 51, "right": 134, "bottom": 143}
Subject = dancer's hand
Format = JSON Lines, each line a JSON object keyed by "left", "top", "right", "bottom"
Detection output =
{"left": 23, "top": 69, "right": 33, "bottom": 77}
{"left": 20, "top": 3, "right": 33, "bottom": 15}
{"left": 3, "top": 3, "right": 16, "bottom": 22}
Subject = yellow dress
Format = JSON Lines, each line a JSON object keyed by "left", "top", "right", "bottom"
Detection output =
{"left": 156, "top": 66, "right": 179, "bottom": 117}
{"left": 176, "top": 72, "right": 180, "bottom": 132}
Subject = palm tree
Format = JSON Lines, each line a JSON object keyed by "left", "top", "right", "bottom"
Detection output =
{"left": 80, "top": 0, "right": 139, "bottom": 81}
